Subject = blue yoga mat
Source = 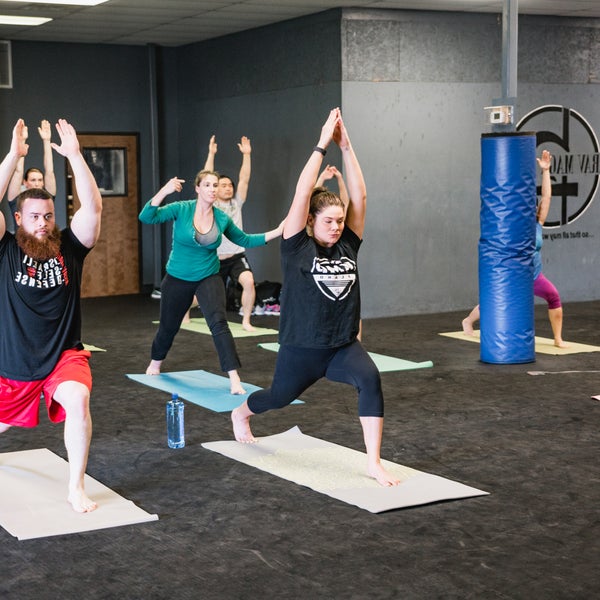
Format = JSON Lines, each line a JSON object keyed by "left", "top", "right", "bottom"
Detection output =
{"left": 126, "top": 370, "right": 303, "bottom": 413}
{"left": 257, "top": 343, "right": 433, "bottom": 372}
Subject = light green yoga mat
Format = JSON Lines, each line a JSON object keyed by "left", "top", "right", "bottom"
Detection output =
{"left": 154, "top": 318, "right": 279, "bottom": 338}
{"left": 257, "top": 343, "right": 433, "bottom": 372}
{"left": 83, "top": 343, "right": 106, "bottom": 352}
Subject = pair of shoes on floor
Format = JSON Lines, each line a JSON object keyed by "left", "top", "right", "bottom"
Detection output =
{"left": 151, "top": 289, "right": 161, "bottom": 300}
{"left": 238, "top": 304, "right": 278, "bottom": 316}
{"left": 263, "top": 303, "right": 280, "bottom": 316}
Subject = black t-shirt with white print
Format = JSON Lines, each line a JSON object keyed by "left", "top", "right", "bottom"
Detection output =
{"left": 278, "top": 226, "right": 361, "bottom": 348}
{"left": 0, "top": 228, "right": 89, "bottom": 380}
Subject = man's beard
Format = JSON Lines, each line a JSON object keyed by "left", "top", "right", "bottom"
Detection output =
{"left": 16, "top": 226, "right": 62, "bottom": 261}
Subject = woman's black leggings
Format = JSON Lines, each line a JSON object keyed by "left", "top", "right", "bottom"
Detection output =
{"left": 151, "top": 273, "right": 240, "bottom": 372}
{"left": 247, "top": 341, "right": 383, "bottom": 417}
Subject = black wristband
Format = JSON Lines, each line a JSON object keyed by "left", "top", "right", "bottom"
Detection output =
{"left": 313, "top": 146, "right": 326, "bottom": 156}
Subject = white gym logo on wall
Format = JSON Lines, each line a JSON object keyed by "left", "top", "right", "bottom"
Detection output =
{"left": 517, "top": 105, "right": 599, "bottom": 232}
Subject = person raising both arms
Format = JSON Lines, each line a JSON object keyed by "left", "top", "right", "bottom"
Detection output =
{"left": 231, "top": 108, "right": 400, "bottom": 487}
{"left": 462, "top": 149, "right": 568, "bottom": 348}
{"left": 315, "top": 164, "right": 349, "bottom": 207}
{"left": 6, "top": 119, "right": 57, "bottom": 221}
{"left": 0, "top": 118, "right": 102, "bottom": 513}
{"left": 184, "top": 134, "right": 258, "bottom": 330}
{"left": 139, "top": 170, "right": 283, "bottom": 395}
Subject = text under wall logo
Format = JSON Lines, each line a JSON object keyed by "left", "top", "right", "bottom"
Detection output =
{"left": 516, "top": 105, "right": 599, "bottom": 231}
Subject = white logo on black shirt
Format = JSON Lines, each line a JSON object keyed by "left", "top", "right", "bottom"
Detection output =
{"left": 311, "top": 256, "right": 357, "bottom": 301}
{"left": 14, "top": 253, "right": 68, "bottom": 289}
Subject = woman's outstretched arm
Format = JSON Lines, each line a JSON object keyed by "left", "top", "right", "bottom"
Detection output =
{"left": 283, "top": 108, "right": 340, "bottom": 239}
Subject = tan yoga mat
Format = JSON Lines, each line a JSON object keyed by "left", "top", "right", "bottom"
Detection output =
{"left": 155, "top": 318, "right": 279, "bottom": 337}
{"left": 439, "top": 330, "right": 600, "bottom": 355}
{"left": 0, "top": 449, "right": 158, "bottom": 540}
{"left": 202, "top": 426, "right": 488, "bottom": 513}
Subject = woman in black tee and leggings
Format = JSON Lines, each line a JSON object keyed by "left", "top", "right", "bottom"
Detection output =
{"left": 232, "top": 108, "right": 399, "bottom": 487}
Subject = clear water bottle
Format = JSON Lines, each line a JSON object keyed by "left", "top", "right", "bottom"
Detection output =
{"left": 166, "top": 393, "right": 185, "bottom": 449}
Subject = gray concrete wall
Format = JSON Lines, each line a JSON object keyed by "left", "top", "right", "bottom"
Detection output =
{"left": 340, "top": 10, "right": 600, "bottom": 317}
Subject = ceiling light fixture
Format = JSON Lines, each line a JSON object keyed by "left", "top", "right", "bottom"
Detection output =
{"left": 0, "top": 15, "right": 52, "bottom": 26}
{"left": 0, "top": 0, "right": 108, "bottom": 5}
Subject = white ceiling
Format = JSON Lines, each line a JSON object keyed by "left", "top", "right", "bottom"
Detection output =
{"left": 0, "top": 0, "right": 599, "bottom": 47}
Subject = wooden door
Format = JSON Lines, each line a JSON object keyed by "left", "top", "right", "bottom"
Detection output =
{"left": 67, "top": 133, "right": 140, "bottom": 297}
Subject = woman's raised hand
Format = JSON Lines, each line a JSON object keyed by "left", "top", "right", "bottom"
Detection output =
{"left": 333, "top": 113, "right": 351, "bottom": 150}
{"left": 318, "top": 108, "right": 340, "bottom": 148}
{"left": 164, "top": 177, "right": 185, "bottom": 195}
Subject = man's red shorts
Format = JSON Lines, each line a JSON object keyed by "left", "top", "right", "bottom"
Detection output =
{"left": 0, "top": 349, "right": 92, "bottom": 427}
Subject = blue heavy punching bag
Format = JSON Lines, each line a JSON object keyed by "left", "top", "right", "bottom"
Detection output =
{"left": 479, "top": 132, "right": 537, "bottom": 364}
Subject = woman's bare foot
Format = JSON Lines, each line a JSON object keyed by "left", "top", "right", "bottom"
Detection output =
{"left": 146, "top": 360, "right": 162, "bottom": 375}
{"left": 68, "top": 488, "right": 98, "bottom": 513}
{"left": 555, "top": 339, "right": 569, "bottom": 348}
{"left": 182, "top": 311, "right": 191, "bottom": 324}
{"left": 228, "top": 370, "right": 246, "bottom": 395}
{"left": 242, "top": 321, "right": 257, "bottom": 332}
{"left": 462, "top": 318, "right": 474, "bottom": 336}
{"left": 230, "top": 382, "right": 246, "bottom": 395}
{"left": 231, "top": 407, "right": 257, "bottom": 443}
{"left": 368, "top": 461, "right": 400, "bottom": 487}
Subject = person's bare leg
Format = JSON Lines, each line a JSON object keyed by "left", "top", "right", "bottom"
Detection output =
{"left": 231, "top": 400, "right": 257, "bottom": 443}
{"left": 359, "top": 416, "right": 400, "bottom": 487}
{"left": 228, "top": 369, "right": 246, "bottom": 395}
{"left": 357, "top": 319, "right": 363, "bottom": 342}
{"left": 239, "top": 271, "right": 256, "bottom": 332}
{"left": 462, "top": 304, "right": 480, "bottom": 335}
{"left": 54, "top": 381, "right": 97, "bottom": 513}
{"left": 146, "top": 359, "right": 162, "bottom": 375}
{"left": 548, "top": 307, "right": 569, "bottom": 348}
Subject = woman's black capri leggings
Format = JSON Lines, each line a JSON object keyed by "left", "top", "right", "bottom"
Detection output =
{"left": 247, "top": 340, "right": 383, "bottom": 417}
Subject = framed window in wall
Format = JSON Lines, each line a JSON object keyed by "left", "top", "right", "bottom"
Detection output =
{"left": 82, "top": 147, "right": 127, "bottom": 196}
{"left": 0, "top": 41, "right": 12, "bottom": 88}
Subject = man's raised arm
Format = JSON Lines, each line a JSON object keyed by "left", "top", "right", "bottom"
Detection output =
{"left": 236, "top": 136, "right": 251, "bottom": 202}
{"left": 51, "top": 119, "right": 102, "bottom": 249}
{"left": 0, "top": 119, "right": 29, "bottom": 240}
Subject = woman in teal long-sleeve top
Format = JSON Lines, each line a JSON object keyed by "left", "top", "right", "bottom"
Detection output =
{"left": 139, "top": 170, "right": 283, "bottom": 394}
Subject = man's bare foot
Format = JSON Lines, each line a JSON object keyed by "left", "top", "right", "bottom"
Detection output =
{"left": 231, "top": 407, "right": 257, "bottom": 443}
{"left": 68, "top": 489, "right": 98, "bottom": 513}
{"left": 555, "top": 339, "right": 569, "bottom": 348}
{"left": 462, "top": 318, "right": 475, "bottom": 335}
{"left": 146, "top": 360, "right": 162, "bottom": 375}
{"left": 368, "top": 462, "right": 400, "bottom": 487}
{"left": 242, "top": 321, "right": 257, "bottom": 332}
